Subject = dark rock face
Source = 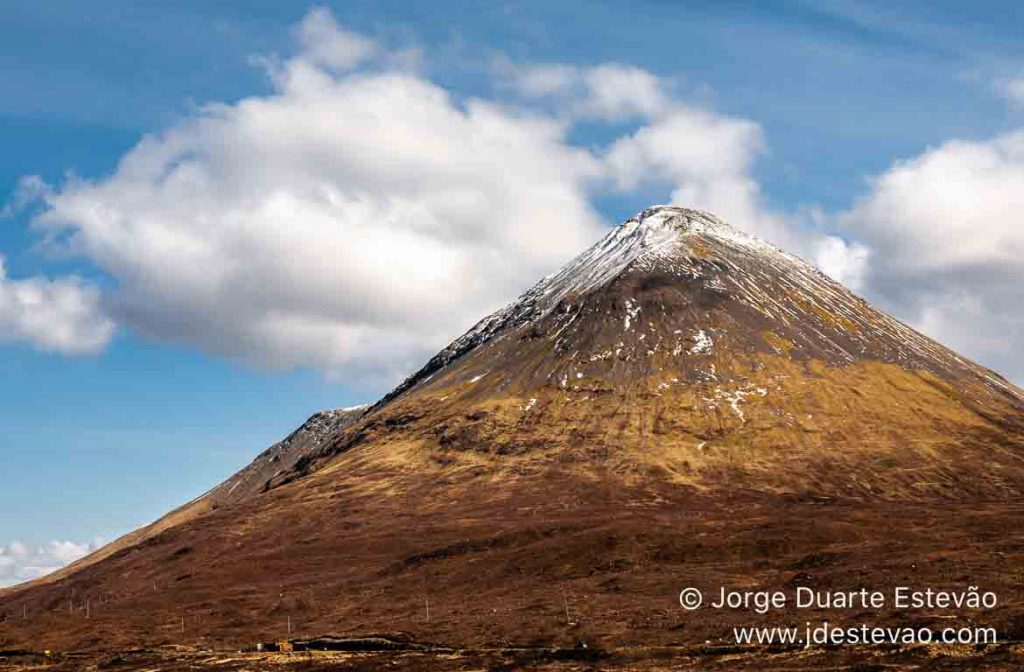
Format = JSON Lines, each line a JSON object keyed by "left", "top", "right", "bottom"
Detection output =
{"left": 207, "top": 406, "right": 368, "bottom": 506}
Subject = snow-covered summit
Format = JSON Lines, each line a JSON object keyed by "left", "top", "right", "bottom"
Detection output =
{"left": 379, "top": 203, "right": 1024, "bottom": 410}
{"left": 379, "top": 205, "right": 790, "bottom": 404}
{"left": 622, "top": 204, "right": 742, "bottom": 239}
{"left": 619, "top": 205, "right": 799, "bottom": 262}
{"left": 535, "top": 205, "right": 788, "bottom": 302}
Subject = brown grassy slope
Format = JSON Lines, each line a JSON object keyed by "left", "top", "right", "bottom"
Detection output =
{"left": 3, "top": 351, "right": 1024, "bottom": 653}
{"left": 3, "top": 453, "right": 1024, "bottom": 654}
{"left": 4, "top": 207, "right": 1024, "bottom": 655}
{"left": 0, "top": 409, "right": 367, "bottom": 597}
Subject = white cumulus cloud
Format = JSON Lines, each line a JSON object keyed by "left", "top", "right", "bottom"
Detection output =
{"left": 603, "top": 106, "right": 781, "bottom": 234}
{"left": 25, "top": 9, "right": 843, "bottom": 385}
{"left": 502, "top": 58, "right": 858, "bottom": 283}
{"left": 841, "top": 130, "right": 1024, "bottom": 380}
{"left": 812, "top": 235, "right": 871, "bottom": 291}
{"left": 0, "top": 538, "right": 105, "bottom": 588}
{"left": 294, "top": 6, "right": 379, "bottom": 72}
{"left": 499, "top": 60, "right": 670, "bottom": 121}
{"left": 24, "top": 7, "right": 977, "bottom": 385}
{"left": 0, "top": 255, "right": 114, "bottom": 355}
{"left": 28, "top": 15, "right": 611, "bottom": 383}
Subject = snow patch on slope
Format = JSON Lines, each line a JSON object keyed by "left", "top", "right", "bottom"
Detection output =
{"left": 689, "top": 329, "right": 713, "bottom": 355}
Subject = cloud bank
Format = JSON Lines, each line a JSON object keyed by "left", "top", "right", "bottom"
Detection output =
{"left": 0, "top": 254, "right": 114, "bottom": 355}
{"left": 11, "top": 7, "right": 1024, "bottom": 384}
{"left": 0, "top": 538, "right": 104, "bottom": 588}
{"left": 23, "top": 8, "right": 851, "bottom": 383}
{"left": 841, "top": 131, "right": 1024, "bottom": 380}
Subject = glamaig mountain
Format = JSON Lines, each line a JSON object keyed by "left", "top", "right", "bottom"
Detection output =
{"left": 3, "top": 206, "right": 1024, "bottom": 665}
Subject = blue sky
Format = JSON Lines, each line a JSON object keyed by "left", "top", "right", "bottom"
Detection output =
{"left": 2, "top": 0, "right": 1024, "bottom": 582}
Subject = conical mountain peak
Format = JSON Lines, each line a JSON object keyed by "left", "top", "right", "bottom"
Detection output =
{"left": 8, "top": 202, "right": 1024, "bottom": 660}
{"left": 107, "top": 205, "right": 1024, "bottom": 505}
{"left": 378, "top": 205, "right": 749, "bottom": 404}
{"left": 289, "top": 202, "right": 1024, "bottom": 502}
{"left": 377, "top": 205, "right": 1022, "bottom": 418}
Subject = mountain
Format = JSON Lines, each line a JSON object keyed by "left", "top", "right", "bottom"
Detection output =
{"left": 205, "top": 405, "right": 369, "bottom": 507}
{"left": 4, "top": 406, "right": 370, "bottom": 593}
{"left": 288, "top": 205, "right": 1024, "bottom": 499}
{"left": 3, "top": 206, "right": 1024, "bottom": 665}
